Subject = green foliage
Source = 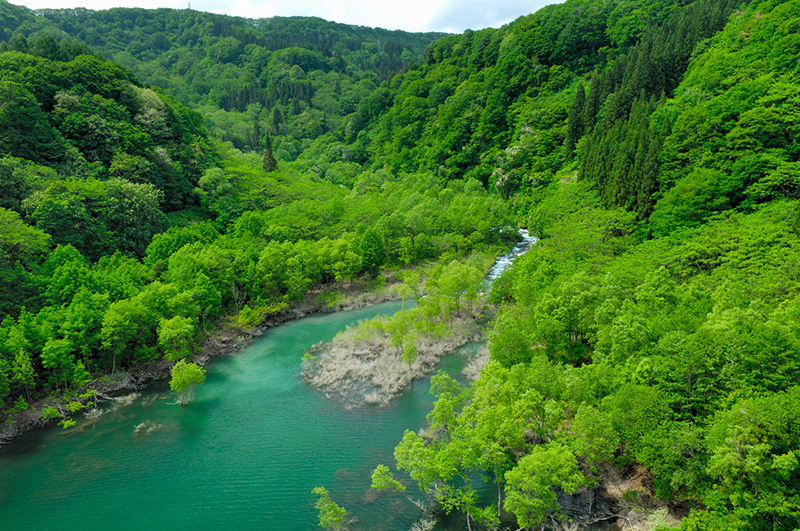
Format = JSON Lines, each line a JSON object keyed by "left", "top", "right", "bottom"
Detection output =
{"left": 0, "top": 161, "right": 508, "bottom": 413}
{"left": 565, "top": 82, "right": 585, "bottom": 158}
{"left": 650, "top": 168, "right": 741, "bottom": 236}
{"left": 312, "top": 486, "right": 347, "bottom": 531}
{"left": 389, "top": 3, "right": 800, "bottom": 521}
{"left": 2, "top": 6, "right": 442, "bottom": 162}
{"left": 157, "top": 316, "right": 195, "bottom": 362}
{"left": 169, "top": 359, "right": 206, "bottom": 406}
{"left": 504, "top": 444, "right": 585, "bottom": 527}
{"left": 371, "top": 464, "right": 406, "bottom": 494}
{"left": 700, "top": 387, "right": 800, "bottom": 530}
{"left": 370, "top": 463, "right": 430, "bottom": 512}
{"left": 26, "top": 194, "right": 109, "bottom": 260}
{"left": 488, "top": 308, "right": 535, "bottom": 367}
{"left": 578, "top": 0, "right": 742, "bottom": 214}
{"left": 102, "top": 179, "right": 168, "bottom": 258}
{"left": 5, "top": 395, "right": 28, "bottom": 423}
{"left": 0, "top": 50, "right": 208, "bottom": 209}
{"left": 394, "top": 429, "right": 440, "bottom": 513}
{"left": 262, "top": 135, "right": 278, "bottom": 172}
{"left": 359, "top": 227, "right": 386, "bottom": 278}
{"left": 40, "top": 398, "right": 86, "bottom": 430}
{"left": 0, "top": 207, "right": 50, "bottom": 315}
{"left": 3, "top": 3, "right": 800, "bottom": 528}
{"left": 0, "top": 206, "right": 50, "bottom": 261}
{"left": 0, "top": 79, "right": 64, "bottom": 164}
{"left": 570, "top": 403, "right": 619, "bottom": 480}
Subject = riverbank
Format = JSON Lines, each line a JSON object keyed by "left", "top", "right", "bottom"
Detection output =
{"left": 194, "top": 275, "right": 408, "bottom": 365}
{"left": 0, "top": 298, "right": 464, "bottom": 531}
{"left": 0, "top": 273, "right": 408, "bottom": 444}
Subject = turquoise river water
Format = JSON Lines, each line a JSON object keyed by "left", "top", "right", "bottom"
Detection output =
{"left": 0, "top": 301, "right": 488, "bottom": 531}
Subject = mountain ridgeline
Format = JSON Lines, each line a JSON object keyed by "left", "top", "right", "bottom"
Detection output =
{"left": 1, "top": 0, "right": 800, "bottom": 528}
{"left": 0, "top": 2, "right": 445, "bottom": 154}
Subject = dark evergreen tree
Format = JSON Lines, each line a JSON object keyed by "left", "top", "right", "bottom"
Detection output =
{"left": 583, "top": 72, "right": 601, "bottom": 135}
{"left": 636, "top": 131, "right": 661, "bottom": 220}
{"left": 262, "top": 135, "right": 278, "bottom": 172}
{"left": 578, "top": 0, "right": 741, "bottom": 213}
{"left": 8, "top": 33, "right": 28, "bottom": 53}
{"left": 272, "top": 107, "right": 283, "bottom": 132}
{"left": 29, "top": 33, "right": 66, "bottom": 61}
{"left": 565, "top": 83, "right": 586, "bottom": 159}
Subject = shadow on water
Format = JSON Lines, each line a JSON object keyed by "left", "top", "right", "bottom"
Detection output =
{"left": 0, "top": 425, "right": 53, "bottom": 458}
{"left": 174, "top": 396, "right": 222, "bottom": 436}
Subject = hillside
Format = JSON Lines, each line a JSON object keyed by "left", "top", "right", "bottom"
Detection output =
{"left": 0, "top": 5, "right": 515, "bottom": 443}
{"left": 319, "top": 0, "right": 800, "bottom": 527}
{"left": 0, "top": 1, "right": 446, "bottom": 154}
{"left": 2, "top": 0, "right": 800, "bottom": 529}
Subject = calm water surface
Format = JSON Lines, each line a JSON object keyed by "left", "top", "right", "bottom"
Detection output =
{"left": 1, "top": 240, "right": 613, "bottom": 531}
{"left": 0, "top": 301, "right": 475, "bottom": 531}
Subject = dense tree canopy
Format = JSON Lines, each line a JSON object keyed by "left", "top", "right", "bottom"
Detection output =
{"left": 2, "top": 0, "right": 800, "bottom": 528}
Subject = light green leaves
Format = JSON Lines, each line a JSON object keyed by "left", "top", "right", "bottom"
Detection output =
{"left": 169, "top": 359, "right": 206, "bottom": 406}
{"left": 157, "top": 315, "right": 195, "bottom": 363}
{"left": 371, "top": 464, "right": 406, "bottom": 493}
{"left": 504, "top": 444, "right": 585, "bottom": 528}
{"left": 311, "top": 486, "right": 346, "bottom": 531}
{"left": 359, "top": 227, "right": 386, "bottom": 278}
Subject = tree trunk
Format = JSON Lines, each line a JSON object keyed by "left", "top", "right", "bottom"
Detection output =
{"left": 495, "top": 461, "right": 502, "bottom": 517}
{"left": 420, "top": 481, "right": 434, "bottom": 513}
{"left": 464, "top": 476, "right": 473, "bottom": 531}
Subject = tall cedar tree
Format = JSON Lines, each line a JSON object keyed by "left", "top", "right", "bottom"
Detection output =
{"left": 263, "top": 135, "right": 278, "bottom": 172}
{"left": 565, "top": 83, "right": 586, "bottom": 159}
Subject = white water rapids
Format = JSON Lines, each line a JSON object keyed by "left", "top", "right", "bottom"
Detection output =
{"left": 486, "top": 228, "right": 538, "bottom": 283}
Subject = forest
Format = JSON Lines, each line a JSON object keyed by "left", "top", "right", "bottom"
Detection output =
{"left": 1, "top": 0, "right": 799, "bottom": 528}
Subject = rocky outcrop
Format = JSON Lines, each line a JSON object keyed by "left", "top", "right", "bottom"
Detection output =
{"left": 557, "top": 487, "right": 619, "bottom": 524}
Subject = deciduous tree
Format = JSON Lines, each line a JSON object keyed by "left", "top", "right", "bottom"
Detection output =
{"left": 311, "top": 486, "right": 346, "bottom": 531}
{"left": 169, "top": 359, "right": 206, "bottom": 405}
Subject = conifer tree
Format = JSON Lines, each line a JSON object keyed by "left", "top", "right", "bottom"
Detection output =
{"left": 565, "top": 83, "right": 586, "bottom": 159}
{"left": 271, "top": 107, "right": 283, "bottom": 132}
{"left": 262, "top": 135, "right": 278, "bottom": 172}
{"left": 8, "top": 33, "right": 29, "bottom": 54}
{"left": 583, "top": 73, "right": 601, "bottom": 135}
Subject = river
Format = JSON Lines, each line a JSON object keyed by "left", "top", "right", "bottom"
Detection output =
{"left": 0, "top": 233, "right": 543, "bottom": 531}
{"left": 486, "top": 229, "right": 537, "bottom": 282}
{"left": 0, "top": 302, "right": 491, "bottom": 531}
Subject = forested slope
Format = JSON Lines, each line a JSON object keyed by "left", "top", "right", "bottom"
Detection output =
{"left": 2, "top": 0, "right": 800, "bottom": 528}
{"left": 324, "top": 0, "right": 799, "bottom": 528}
{"left": 0, "top": 6, "right": 514, "bottom": 433}
{"left": 364, "top": 0, "right": 800, "bottom": 529}
{"left": 0, "top": 1, "right": 445, "bottom": 155}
